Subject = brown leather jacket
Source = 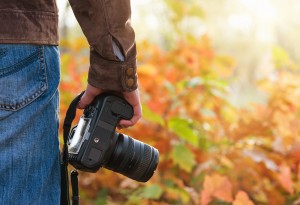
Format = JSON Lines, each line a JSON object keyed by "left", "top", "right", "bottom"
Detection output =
{"left": 0, "top": 0, "right": 137, "bottom": 92}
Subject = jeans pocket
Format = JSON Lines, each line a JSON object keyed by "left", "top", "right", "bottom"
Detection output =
{"left": 0, "top": 44, "right": 48, "bottom": 111}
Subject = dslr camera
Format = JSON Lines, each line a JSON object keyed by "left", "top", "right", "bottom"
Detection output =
{"left": 67, "top": 94, "right": 159, "bottom": 182}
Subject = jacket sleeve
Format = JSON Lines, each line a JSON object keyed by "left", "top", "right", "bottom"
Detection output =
{"left": 69, "top": 0, "right": 137, "bottom": 92}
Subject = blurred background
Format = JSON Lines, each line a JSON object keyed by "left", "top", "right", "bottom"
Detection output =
{"left": 58, "top": 0, "right": 300, "bottom": 204}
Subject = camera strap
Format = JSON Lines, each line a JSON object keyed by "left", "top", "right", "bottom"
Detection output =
{"left": 61, "top": 92, "right": 84, "bottom": 205}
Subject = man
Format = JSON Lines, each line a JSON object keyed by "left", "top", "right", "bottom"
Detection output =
{"left": 0, "top": 0, "right": 141, "bottom": 204}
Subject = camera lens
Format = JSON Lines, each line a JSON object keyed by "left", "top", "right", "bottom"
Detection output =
{"left": 105, "top": 133, "right": 159, "bottom": 182}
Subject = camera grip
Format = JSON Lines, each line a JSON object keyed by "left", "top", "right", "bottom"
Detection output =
{"left": 79, "top": 95, "right": 133, "bottom": 170}
{"left": 111, "top": 100, "right": 133, "bottom": 120}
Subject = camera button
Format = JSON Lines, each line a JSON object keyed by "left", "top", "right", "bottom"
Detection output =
{"left": 87, "top": 148, "right": 102, "bottom": 164}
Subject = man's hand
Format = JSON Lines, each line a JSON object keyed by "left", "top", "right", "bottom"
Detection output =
{"left": 77, "top": 84, "right": 103, "bottom": 109}
{"left": 78, "top": 84, "right": 142, "bottom": 129}
{"left": 119, "top": 89, "right": 142, "bottom": 129}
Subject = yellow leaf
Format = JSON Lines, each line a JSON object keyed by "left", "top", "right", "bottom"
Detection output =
{"left": 138, "top": 64, "right": 158, "bottom": 76}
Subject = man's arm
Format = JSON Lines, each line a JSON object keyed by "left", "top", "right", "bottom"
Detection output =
{"left": 69, "top": 0, "right": 138, "bottom": 91}
{"left": 69, "top": 0, "right": 141, "bottom": 127}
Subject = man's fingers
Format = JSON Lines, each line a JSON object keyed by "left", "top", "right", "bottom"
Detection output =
{"left": 77, "top": 92, "right": 93, "bottom": 109}
{"left": 78, "top": 84, "right": 103, "bottom": 109}
{"left": 119, "top": 115, "right": 140, "bottom": 128}
{"left": 118, "top": 105, "right": 142, "bottom": 129}
{"left": 77, "top": 85, "right": 142, "bottom": 129}
{"left": 118, "top": 89, "right": 142, "bottom": 128}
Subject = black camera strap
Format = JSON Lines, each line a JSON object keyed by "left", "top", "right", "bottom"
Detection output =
{"left": 61, "top": 92, "right": 84, "bottom": 205}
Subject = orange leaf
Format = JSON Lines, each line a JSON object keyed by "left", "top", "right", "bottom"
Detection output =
{"left": 233, "top": 191, "right": 254, "bottom": 205}
{"left": 201, "top": 191, "right": 212, "bottom": 205}
{"left": 277, "top": 164, "right": 294, "bottom": 194}
{"left": 201, "top": 174, "right": 233, "bottom": 205}
{"left": 298, "top": 163, "right": 300, "bottom": 182}
{"left": 150, "top": 202, "right": 170, "bottom": 205}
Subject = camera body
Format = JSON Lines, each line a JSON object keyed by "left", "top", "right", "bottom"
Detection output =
{"left": 67, "top": 94, "right": 159, "bottom": 182}
{"left": 68, "top": 94, "right": 133, "bottom": 172}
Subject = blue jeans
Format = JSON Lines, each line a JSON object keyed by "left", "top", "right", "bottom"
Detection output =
{"left": 0, "top": 45, "right": 61, "bottom": 204}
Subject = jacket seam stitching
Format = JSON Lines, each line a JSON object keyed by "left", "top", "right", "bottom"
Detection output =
{"left": 0, "top": 9, "right": 57, "bottom": 16}
{"left": 100, "top": 0, "right": 112, "bottom": 35}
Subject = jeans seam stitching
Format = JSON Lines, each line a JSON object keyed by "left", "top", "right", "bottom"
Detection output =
{"left": 0, "top": 46, "right": 48, "bottom": 111}
{"left": 0, "top": 50, "right": 39, "bottom": 78}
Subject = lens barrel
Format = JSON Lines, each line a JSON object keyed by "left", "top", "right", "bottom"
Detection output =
{"left": 105, "top": 133, "right": 159, "bottom": 182}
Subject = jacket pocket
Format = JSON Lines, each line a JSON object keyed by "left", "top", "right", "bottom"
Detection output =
{"left": 0, "top": 44, "right": 48, "bottom": 111}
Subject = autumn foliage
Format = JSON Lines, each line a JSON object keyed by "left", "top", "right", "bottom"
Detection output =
{"left": 59, "top": 36, "right": 300, "bottom": 205}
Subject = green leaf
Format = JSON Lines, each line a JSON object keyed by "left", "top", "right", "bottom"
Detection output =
{"left": 205, "top": 78, "right": 228, "bottom": 90}
{"left": 166, "top": 187, "right": 191, "bottom": 204}
{"left": 164, "top": 0, "right": 185, "bottom": 19}
{"left": 95, "top": 189, "right": 108, "bottom": 205}
{"left": 186, "top": 77, "right": 204, "bottom": 88}
{"left": 187, "top": 4, "right": 205, "bottom": 18}
{"left": 139, "top": 184, "right": 163, "bottom": 200}
{"left": 272, "top": 46, "right": 290, "bottom": 69}
{"left": 126, "top": 184, "right": 163, "bottom": 204}
{"left": 168, "top": 118, "right": 199, "bottom": 146}
{"left": 164, "top": 0, "right": 205, "bottom": 20}
{"left": 210, "top": 201, "right": 232, "bottom": 205}
{"left": 171, "top": 144, "right": 196, "bottom": 172}
{"left": 142, "top": 104, "right": 164, "bottom": 126}
{"left": 125, "top": 195, "right": 142, "bottom": 205}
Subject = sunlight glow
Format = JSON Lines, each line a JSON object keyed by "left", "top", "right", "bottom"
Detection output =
{"left": 230, "top": 0, "right": 278, "bottom": 28}
{"left": 227, "top": 0, "right": 279, "bottom": 43}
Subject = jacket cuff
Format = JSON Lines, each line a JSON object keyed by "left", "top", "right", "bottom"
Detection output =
{"left": 88, "top": 49, "right": 138, "bottom": 92}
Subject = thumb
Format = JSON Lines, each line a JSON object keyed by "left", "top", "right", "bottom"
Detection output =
{"left": 78, "top": 84, "right": 103, "bottom": 109}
